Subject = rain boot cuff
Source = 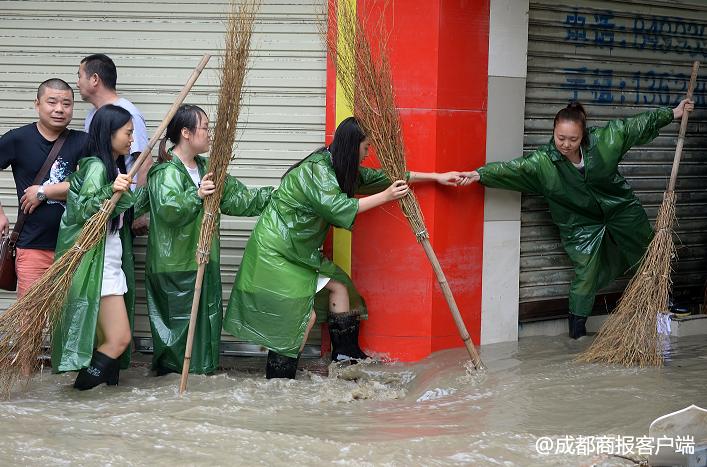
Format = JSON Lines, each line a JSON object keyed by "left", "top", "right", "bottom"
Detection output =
{"left": 328, "top": 309, "right": 359, "bottom": 323}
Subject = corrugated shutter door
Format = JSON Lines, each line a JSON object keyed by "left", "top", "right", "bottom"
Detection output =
{"left": 521, "top": 0, "right": 707, "bottom": 321}
{"left": 0, "top": 1, "right": 326, "bottom": 352}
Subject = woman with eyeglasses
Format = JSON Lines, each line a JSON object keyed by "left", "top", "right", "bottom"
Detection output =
{"left": 144, "top": 104, "right": 274, "bottom": 376}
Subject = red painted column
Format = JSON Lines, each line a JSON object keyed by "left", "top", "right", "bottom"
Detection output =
{"left": 326, "top": 0, "right": 489, "bottom": 361}
{"left": 327, "top": 0, "right": 489, "bottom": 361}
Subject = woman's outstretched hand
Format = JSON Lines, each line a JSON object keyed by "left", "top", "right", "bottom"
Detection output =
{"left": 673, "top": 98, "right": 695, "bottom": 119}
{"left": 457, "top": 171, "right": 480, "bottom": 186}
{"left": 434, "top": 171, "right": 464, "bottom": 186}
{"left": 384, "top": 180, "right": 410, "bottom": 201}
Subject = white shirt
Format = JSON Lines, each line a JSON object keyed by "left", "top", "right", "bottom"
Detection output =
{"left": 571, "top": 148, "right": 585, "bottom": 172}
{"left": 185, "top": 165, "right": 201, "bottom": 187}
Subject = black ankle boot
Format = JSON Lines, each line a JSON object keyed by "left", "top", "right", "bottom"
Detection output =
{"left": 74, "top": 350, "right": 119, "bottom": 390}
{"left": 568, "top": 313, "right": 587, "bottom": 339}
{"left": 265, "top": 350, "right": 299, "bottom": 379}
{"left": 328, "top": 311, "right": 370, "bottom": 363}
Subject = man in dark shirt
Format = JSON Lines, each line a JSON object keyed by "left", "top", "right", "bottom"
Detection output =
{"left": 0, "top": 78, "right": 86, "bottom": 297}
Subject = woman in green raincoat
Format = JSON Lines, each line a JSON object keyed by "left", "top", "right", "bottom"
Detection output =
{"left": 52, "top": 104, "right": 142, "bottom": 390}
{"left": 223, "top": 116, "right": 465, "bottom": 378}
{"left": 461, "top": 99, "right": 694, "bottom": 338}
{"left": 145, "top": 104, "right": 273, "bottom": 376}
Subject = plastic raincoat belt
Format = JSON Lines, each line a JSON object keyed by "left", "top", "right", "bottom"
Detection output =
{"left": 477, "top": 107, "right": 674, "bottom": 317}
{"left": 223, "top": 150, "right": 392, "bottom": 358}
{"left": 145, "top": 153, "right": 273, "bottom": 374}
{"left": 52, "top": 157, "right": 143, "bottom": 372}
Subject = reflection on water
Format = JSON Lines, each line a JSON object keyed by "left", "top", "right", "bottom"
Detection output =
{"left": 1, "top": 335, "right": 706, "bottom": 466}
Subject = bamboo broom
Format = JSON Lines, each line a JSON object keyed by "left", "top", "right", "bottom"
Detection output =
{"left": 0, "top": 54, "right": 211, "bottom": 396}
{"left": 325, "top": 1, "right": 484, "bottom": 370}
{"left": 179, "top": 0, "right": 258, "bottom": 394}
{"left": 577, "top": 61, "right": 699, "bottom": 367}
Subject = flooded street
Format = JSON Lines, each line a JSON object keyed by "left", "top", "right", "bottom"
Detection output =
{"left": 1, "top": 335, "right": 705, "bottom": 466}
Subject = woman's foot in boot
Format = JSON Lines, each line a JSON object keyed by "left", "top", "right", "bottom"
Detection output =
{"left": 328, "top": 311, "right": 371, "bottom": 363}
{"left": 568, "top": 313, "right": 587, "bottom": 339}
{"left": 265, "top": 350, "right": 299, "bottom": 379}
{"left": 73, "top": 350, "right": 119, "bottom": 390}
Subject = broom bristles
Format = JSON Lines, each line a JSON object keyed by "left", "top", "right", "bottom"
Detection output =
{"left": 577, "top": 191, "right": 677, "bottom": 367}
{"left": 325, "top": 0, "right": 427, "bottom": 238}
{"left": 197, "top": 0, "right": 258, "bottom": 264}
{"left": 0, "top": 200, "right": 113, "bottom": 395}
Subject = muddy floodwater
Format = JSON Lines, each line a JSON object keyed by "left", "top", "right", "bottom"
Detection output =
{"left": 1, "top": 335, "right": 705, "bottom": 466}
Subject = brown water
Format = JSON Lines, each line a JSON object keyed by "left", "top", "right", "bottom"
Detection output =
{"left": 1, "top": 335, "right": 706, "bottom": 466}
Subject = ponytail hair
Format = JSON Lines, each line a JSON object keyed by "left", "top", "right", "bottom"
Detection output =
{"left": 553, "top": 102, "right": 589, "bottom": 148}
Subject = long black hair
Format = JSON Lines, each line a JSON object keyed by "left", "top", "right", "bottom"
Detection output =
{"left": 283, "top": 116, "right": 366, "bottom": 197}
{"left": 86, "top": 104, "right": 132, "bottom": 233}
{"left": 157, "top": 104, "right": 206, "bottom": 163}
{"left": 553, "top": 102, "right": 590, "bottom": 148}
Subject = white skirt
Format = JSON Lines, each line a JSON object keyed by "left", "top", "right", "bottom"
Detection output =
{"left": 101, "top": 232, "right": 128, "bottom": 297}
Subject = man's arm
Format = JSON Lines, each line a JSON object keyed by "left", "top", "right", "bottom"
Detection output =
{"left": 20, "top": 181, "right": 70, "bottom": 214}
{"left": 0, "top": 204, "right": 9, "bottom": 236}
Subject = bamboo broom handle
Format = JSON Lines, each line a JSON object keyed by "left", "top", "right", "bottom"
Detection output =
{"left": 179, "top": 262, "right": 206, "bottom": 393}
{"left": 668, "top": 60, "right": 699, "bottom": 192}
{"left": 106, "top": 53, "right": 212, "bottom": 204}
{"left": 419, "top": 238, "right": 485, "bottom": 370}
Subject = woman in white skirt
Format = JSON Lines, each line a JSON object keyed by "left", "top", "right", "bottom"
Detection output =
{"left": 51, "top": 104, "right": 144, "bottom": 390}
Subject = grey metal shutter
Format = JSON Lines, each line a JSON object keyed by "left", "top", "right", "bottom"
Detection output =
{"left": 0, "top": 1, "right": 326, "bottom": 353}
{"left": 521, "top": 0, "right": 707, "bottom": 321}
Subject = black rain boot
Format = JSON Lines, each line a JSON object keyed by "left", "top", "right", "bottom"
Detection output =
{"left": 568, "top": 313, "right": 587, "bottom": 339}
{"left": 73, "top": 350, "right": 119, "bottom": 390}
{"left": 328, "top": 311, "right": 370, "bottom": 363}
{"left": 265, "top": 350, "right": 299, "bottom": 379}
{"left": 107, "top": 362, "right": 120, "bottom": 386}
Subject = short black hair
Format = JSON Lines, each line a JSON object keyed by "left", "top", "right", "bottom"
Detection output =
{"left": 37, "top": 78, "right": 74, "bottom": 100}
{"left": 81, "top": 54, "right": 117, "bottom": 91}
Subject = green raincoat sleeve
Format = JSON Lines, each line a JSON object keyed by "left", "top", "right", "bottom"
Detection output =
{"left": 150, "top": 166, "right": 203, "bottom": 228}
{"left": 220, "top": 174, "right": 274, "bottom": 216}
{"left": 134, "top": 185, "right": 150, "bottom": 218}
{"left": 596, "top": 107, "right": 674, "bottom": 166}
{"left": 477, "top": 154, "right": 543, "bottom": 194}
{"left": 304, "top": 160, "right": 359, "bottom": 229}
{"left": 62, "top": 159, "right": 136, "bottom": 226}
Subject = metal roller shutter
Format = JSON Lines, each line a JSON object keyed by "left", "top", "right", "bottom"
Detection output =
{"left": 0, "top": 0, "right": 326, "bottom": 353}
{"left": 521, "top": 0, "right": 707, "bottom": 321}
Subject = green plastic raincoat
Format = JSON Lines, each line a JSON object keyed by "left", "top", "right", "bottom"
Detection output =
{"left": 51, "top": 157, "right": 143, "bottom": 372}
{"left": 477, "top": 107, "right": 674, "bottom": 316}
{"left": 223, "top": 150, "right": 392, "bottom": 358}
{"left": 145, "top": 153, "right": 273, "bottom": 374}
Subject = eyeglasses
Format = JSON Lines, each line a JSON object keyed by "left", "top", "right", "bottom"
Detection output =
{"left": 195, "top": 126, "right": 212, "bottom": 136}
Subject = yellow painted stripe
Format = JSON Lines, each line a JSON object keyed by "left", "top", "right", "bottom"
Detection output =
{"left": 332, "top": 0, "right": 356, "bottom": 276}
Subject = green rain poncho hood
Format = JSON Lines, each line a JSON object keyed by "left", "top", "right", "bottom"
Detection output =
{"left": 223, "top": 150, "right": 392, "bottom": 357}
{"left": 145, "top": 153, "right": 273, "bottom": 374}
{"left": 52, "top": 157, "right": 143, "bottom": 372}
{"left": 477, "top": 107, "right": 674, "bottom": 316}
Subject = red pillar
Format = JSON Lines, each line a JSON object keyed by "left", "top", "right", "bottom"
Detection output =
{"left": 325, "top": 0, "right": 489, "bottom": 361}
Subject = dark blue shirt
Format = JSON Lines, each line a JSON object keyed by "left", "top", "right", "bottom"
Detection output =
{"left": 0, "top": 123, "right": 86, "bottom": 249}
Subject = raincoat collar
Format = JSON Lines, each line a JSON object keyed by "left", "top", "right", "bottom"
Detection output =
{"left": 166, "top": 147, "right": 207, "bottom": 175}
